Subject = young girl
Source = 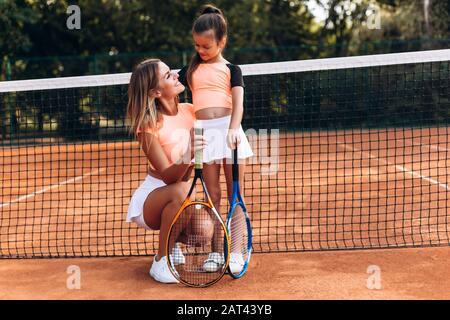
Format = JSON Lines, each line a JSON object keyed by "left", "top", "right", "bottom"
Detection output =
{"left": 178, "top": 5, "right": 253, "bottom": 274}
{"left": 126, "top": 58, "right": 208, "bottom": 284}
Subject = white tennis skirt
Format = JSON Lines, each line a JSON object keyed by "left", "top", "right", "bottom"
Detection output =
{"left": 126, "top": 175, "right": 166, "bottom": 231}
{"left": 196, "top": 115, "right": 254, "bottom": 163}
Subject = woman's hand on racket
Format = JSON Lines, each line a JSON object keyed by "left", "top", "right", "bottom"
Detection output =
{"left": 190, "top": 127, "right": 208, "bottom": 157}
{"left": 227, "top": 128, "right": 241, "bottom": 150}
{"left": 180, "top": 129, "right": 206, "bottom": 180}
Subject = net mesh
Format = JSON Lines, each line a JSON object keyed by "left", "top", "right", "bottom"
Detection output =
{"left": 1, "top": 49, "right": 450, "bottom": 258}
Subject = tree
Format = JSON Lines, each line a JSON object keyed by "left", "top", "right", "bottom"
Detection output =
{"left": 351, "top": 0, "right": 450, "bottom": 52}
{"left": 315, "top": 0, "right": 372, "bottom": 56}
{"left": 0, "top": 0, "right": 39, "bottom": 79}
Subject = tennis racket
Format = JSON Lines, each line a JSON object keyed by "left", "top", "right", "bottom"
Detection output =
{"left": 166, "top": 127, "right": 230, "bottom": 287}
{"left": 226, "top": 147, "right": 252, "bottom": 278}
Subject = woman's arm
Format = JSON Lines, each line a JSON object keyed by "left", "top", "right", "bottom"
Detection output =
{"left": 138, "top": 132, "right": 194, "bottom": 185}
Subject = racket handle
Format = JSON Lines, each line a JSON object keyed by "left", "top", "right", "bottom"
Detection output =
{"left": 194, "top": 127, "right": 203, "bottom": 170}
{"left": 232, "top": 147, "right": 239, "bottom": 181}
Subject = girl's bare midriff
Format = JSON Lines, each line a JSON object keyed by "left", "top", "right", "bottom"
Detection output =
{"left": 145, "top": 107, "right": 231, "bottom": 177}
{"left": 195, "top": 107, "right": 232, "bottom": 120}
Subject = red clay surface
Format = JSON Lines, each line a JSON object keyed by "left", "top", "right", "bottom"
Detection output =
{"left": 1, "top": 128, "right": 449, "bottom": 257}
{"left": 1, "top": 247, "right": 449, "bottom": 299}
{"left": 1, "top": 128, "right": 450, "bottom": 299}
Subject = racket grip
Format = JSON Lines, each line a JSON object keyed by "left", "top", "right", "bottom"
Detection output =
{"left": 194, "top": 127, "right": 203, "bottom": 169}
{"left": 232, "top": 147, "right": 239, "bottom": 181}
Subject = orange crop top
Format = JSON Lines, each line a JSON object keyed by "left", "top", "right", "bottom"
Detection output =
{"left": 137, "top": 103, "right": 195, "bottom": 171}
{"left": 178, "top": 62, "right": 244, "bottom": 112}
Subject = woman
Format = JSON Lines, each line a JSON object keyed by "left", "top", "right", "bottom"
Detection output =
{"left": 126, "top": 58, "right": 207, "bottom": 284}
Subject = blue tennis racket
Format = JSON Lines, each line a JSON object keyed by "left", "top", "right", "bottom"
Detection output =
{"left": 226, "top": 147, "right": 252, "bottom": 278}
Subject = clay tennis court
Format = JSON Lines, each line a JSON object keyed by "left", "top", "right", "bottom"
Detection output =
{"left": 1, "top": 129, "right": 449, "bottom": 299}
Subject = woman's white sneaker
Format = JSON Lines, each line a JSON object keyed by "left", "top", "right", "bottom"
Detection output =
{"left": 150, "top": 255, "right": 179, "bottom": 284}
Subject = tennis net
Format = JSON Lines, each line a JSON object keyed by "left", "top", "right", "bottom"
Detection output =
{"left": 1, "top": 49, "right": 450, "bottom": 258}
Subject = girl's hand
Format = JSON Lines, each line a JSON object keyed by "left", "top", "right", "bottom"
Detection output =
{"left": 227, "top": 128, "right": 241, "bottom": 150}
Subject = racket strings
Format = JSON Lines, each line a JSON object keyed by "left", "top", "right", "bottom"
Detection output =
{"left": 228, "top": 205, "right": 250, "bottom": 275}
{"left": 167, "top": 203, "right": 228, "bottom": 286}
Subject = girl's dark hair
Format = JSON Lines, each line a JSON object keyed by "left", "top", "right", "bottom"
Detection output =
{"left": 186, "top": 4, "right": 227, "bottom": 88}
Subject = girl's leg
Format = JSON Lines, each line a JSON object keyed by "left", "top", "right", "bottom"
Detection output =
{"left": 203, "top": 162, "right": 223, "bottom": 253}
{"left": 223, "top": 161, "right": 246, "bottom": 201}
{"left": 203, "top": 162, "right": 222, "bottom": 210}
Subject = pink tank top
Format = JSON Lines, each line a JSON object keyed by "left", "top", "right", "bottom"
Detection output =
{"left": 138, "top": 103, "right": 195, "bottom": 171}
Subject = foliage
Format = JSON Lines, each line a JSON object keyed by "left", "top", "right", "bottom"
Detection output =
{"left": 1, "top": 0, "right": 449, "bottom": 141}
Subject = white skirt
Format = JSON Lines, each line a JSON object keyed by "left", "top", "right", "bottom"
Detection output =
{"left": 196, "top": 115, "right": 254, "bottom": 163}
{"left": 126, "top": 175, "right": 166, "bottom": 230}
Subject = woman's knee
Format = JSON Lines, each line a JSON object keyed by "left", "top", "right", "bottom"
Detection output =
{"left": 142, "top": 182, "right": 189, "bottom": 229}
{"left": 185, "top": 212, "right": 214, "bottom": 246}
{"left": 169, "top": 181, "right": 190, "bottom": 203}
{"left": 158, "top": 182, "right": 190, "bottom": 222}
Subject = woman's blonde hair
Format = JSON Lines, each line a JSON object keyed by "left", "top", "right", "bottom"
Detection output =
{"left": 127, "top": 58, "right": 161, "bottom": 139}
{"left": 127, "top": 58, "right": 180, "bottom": 144}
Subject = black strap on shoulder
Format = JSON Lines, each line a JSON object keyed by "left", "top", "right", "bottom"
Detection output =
{"left": 226, "top": 64, "right": 245, "bottom": 88}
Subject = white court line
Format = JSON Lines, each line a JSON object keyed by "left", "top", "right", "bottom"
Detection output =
{"left": 0, "top": 168, "right": 106, "bottom": 209}
{"left": 424, "top": 144, "right": 450, "bottom": 152}
{"left": 413, "top": 143, "right": 450, "bottom": 154}
{"left": 338, "top": 143, "right": 450, "bottom": 192}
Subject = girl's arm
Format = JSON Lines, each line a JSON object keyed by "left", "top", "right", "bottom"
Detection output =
{"left": 229, "top": 86, "right": 244, "bottom": 129}
{"left": 227, "top": 86, "right": 244, "bottom": 149}
{"left": 227, "top": 64, "right": 245, "bottom": 149}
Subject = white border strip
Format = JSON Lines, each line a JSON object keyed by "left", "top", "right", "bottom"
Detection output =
{"left": 241, "top": 49, "right": 450, "bottom": 76}
{"left": 413, "top": 143, "right": 450, "bottom": 152}
{"left": 425, "top": 144, "right": 450, "bottom": 152}
{"left": 338, "top": 143, "right": 450, "bottom": 192}
{"left": 0, "top": 72, "right": 132, "bottom": 93}
{"left": 1, "top": 49, "right": 449, "bottom": 92}
{"left": 0, "top": 168, "right": 106, "bottom": 208}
